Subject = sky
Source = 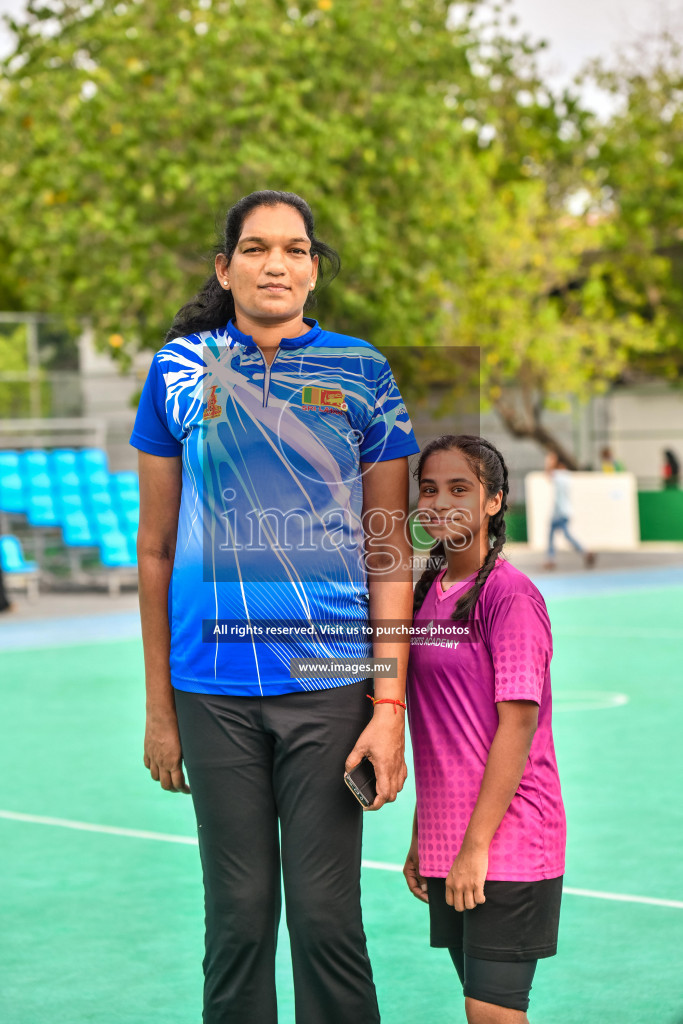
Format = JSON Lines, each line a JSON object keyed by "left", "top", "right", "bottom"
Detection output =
{"left": 0, "top": 0, "right": 679, "bottom": 113}
{"left": 509, "top": 0, "right": 681, "bottom": 112}
{"left": 511, "top": 0, "right": 676, "bottom": 77}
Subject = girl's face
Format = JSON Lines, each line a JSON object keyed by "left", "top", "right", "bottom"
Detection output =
{"left": 216, "top": 203, "right": 318, "bottom": 325}
{"left": 417, "top": 448, "right": 502, "bottom": 549}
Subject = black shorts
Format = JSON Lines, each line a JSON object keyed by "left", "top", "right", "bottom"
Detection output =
{"left": 427, "top": 875, "right": 563, "bottom": 962}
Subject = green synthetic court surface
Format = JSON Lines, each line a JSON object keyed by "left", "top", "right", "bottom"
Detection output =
{"left": 2, "top": 579, "right": 683, "bottom": 1023}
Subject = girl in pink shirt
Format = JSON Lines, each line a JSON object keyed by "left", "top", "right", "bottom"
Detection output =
{"left": 404, "top": 435, "right": 566, "bottom": 1024}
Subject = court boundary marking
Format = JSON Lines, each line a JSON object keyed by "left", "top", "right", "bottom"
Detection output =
{"left": 553, "top": 690, "right": 630, "bottom": 712}
{"left": 2, "top": 809, "right": 681, "bottom": 911}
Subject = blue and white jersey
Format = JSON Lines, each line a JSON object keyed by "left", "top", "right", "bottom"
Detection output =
{"left": 130, "top": 318, "right": 419, "bottom": 696}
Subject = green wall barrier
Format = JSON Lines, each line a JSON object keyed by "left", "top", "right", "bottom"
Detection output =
{"left": 637, "top": 490, "right": 683, "bottom": 541}
{"left": 505, "top": 506, "right": 528, "bottom": 543}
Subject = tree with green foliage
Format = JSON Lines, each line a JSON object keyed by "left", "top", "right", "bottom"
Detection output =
{"left": 583, "top": 32, "right": 683, "bottom": 381}
{"left": 0, "top": 324, "right": 32, "bottom": 417}
{"left": 0, "top": 0, "right": 500, "bottom": 348}
{"left": 0, "top": 0, "right": 680, "bottom": 459}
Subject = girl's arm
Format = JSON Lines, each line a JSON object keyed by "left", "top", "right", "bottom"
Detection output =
{"left": 404, "top": 805, "right": 429, "bottom": 903}
{"left": 446, "top": 700, "right": 538, "bottom": 911}
{"left": 137, "top": 451, "right": 190, "bottom": 794}
{"left": 344, "top": 456, "right": 413, "bottom": 810}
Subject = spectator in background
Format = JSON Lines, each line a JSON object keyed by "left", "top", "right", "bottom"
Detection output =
{"left": 662, "top": 449, "right": 680, "bottom": 490}
{"left": 0, "top": 562, "right": 10, "bottom": 613}
{"left": 600, "top": 446, "right": 624, "bottom": 472}
{"left": 543, "top": 452, "right": 595, "bottom": 571}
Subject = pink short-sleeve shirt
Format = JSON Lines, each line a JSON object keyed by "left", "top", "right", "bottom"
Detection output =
{"left": 407, "top": 558, "right": 566, "bottom": 881}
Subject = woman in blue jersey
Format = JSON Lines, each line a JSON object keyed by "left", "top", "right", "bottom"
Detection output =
{"left": 131, "top": 190, "right": 418, "bottom": 1024}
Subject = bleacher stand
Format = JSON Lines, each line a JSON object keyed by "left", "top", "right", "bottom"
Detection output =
{"left": 0, "top": 446, "right": 139, "bottom": 595}
{"left": 0, "top": 535, "right": 39, "bottom": 600}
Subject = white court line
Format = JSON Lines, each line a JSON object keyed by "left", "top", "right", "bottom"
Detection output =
{"left": 2, "top": 809, "right": 682, "bottom": 910}
{"left": 0, "top": 810, "right": 197, "bottom": 846}
{"left": 553, "top": 691, "right": 630, "bottom": 712}
{"left": 559, "top": 886, "right": 683, "bottom": 909}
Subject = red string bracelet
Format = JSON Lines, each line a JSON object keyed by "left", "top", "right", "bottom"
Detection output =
{"left": 366, "top": 695, "right": 407, "bottom": 714}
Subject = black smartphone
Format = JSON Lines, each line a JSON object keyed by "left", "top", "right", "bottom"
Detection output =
{"left": 344, "top": 757, "right": 377, "bottom": 807}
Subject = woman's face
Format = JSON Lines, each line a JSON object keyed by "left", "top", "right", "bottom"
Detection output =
{"left": 416, "top": 448, "right": 501, "bottom": 550}
{"left": 216, "top": 203, "right": 319, "bottom": 325}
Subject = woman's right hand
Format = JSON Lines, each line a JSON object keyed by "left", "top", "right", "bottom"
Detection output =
{"left": 403, "top": 834, "right": 429, "bottom": 903}
{"left": 143, "top": 708, "right": 191, "bottom": 793}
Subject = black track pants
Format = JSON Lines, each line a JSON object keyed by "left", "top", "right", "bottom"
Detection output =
{"left": 175, "top": 680, "right": 381, "bottom": 1024}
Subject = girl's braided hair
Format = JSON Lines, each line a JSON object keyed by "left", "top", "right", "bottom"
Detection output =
{"left": 413, "top": 435, "right": 509, "bottom": 621}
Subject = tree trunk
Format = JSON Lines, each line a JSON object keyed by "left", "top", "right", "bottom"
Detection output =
{"left": 494, "top": 393, "right": 578, "bottom": 469}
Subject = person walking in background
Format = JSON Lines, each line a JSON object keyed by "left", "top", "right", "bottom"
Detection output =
{"left": 662, "top": 449, "right": 680, "bottom": 490}
{"left": 543, "top": 451, "right": 595, "bottom": 570}
{"left": 404, "top": 435, "right": 565, "bottom": 1024}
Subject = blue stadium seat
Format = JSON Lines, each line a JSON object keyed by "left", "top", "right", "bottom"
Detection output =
{"left": 49, "top": 449, "right": 80, "bottom": 490}
{"left": 110, "top": 475, "right": 140, "bottom": 542}
{"left": 75, "top": 449, "right": 109, "bottom": 491}
{"left": 57, "top": 491, "right": 86, "bottom": 516}
{"left": 0, "top": 451, "right": 19, "bottom": 475}
{"left": 19, "top": 450, "right": 52, "bottom": 493}
{"left": 115, "top": 492, "right": 140, "bottom": 516}
{"left": 79, "top": 448, "right": 108, "bottom": 469}
{"left": 62, "top": 511, "right": 97, "bottom": 547}
{"left": 82, "top": 468, "right": 110, "bottom": 490}
{"left": 120, "top": 505, "right": 140, "bottom": 531}
{"left": 87, "top": 488, "right": 114, "bottom": 514}
{"left": 91, "top": 509, "right": 120, "bottom": 538}
{"left": 0, "top": 452, "right": 26, "bottom": 513}
{"left": 111, "top": 471, "right": 139, "bottom": 499}
{"left": 99, "top": 530, "right": 137, "bottom": 568}
{"left": 0, "top": 534, "right": 38, "bottom": 574}
{"left": 26, "top": 492, "right": 59, "bottom": 527}
{"left": 54, "top": 478, "right": 82, "bottom": 498}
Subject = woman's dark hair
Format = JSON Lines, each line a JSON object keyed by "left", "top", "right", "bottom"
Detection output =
{"left": 412, "top": 435, "right": 509, "bottom": 622}
{"left": 165, "top": 190, "right": 340, "bottom": 343}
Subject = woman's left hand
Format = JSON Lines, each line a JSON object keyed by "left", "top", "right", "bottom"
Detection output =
{"left": 345, "top": 704, "right": 407, "bottom": 810}
{"left": 445, "top": 845, "right": 488, "bottom": 912}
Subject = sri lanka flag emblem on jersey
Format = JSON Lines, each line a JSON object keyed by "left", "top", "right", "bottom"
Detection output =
{"left": 301, "top": 386, "right": 348, "bottom": 412}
